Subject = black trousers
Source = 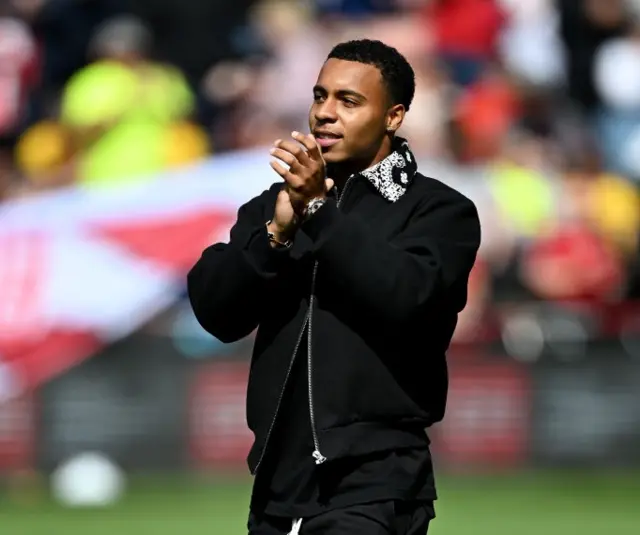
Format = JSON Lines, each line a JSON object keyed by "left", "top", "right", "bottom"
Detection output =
{"left": 248, "top": 501, "right": 434, "bottom": 535}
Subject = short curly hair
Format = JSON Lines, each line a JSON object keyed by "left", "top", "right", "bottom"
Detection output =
{"left": 327, "top": 39, "right": 415, "bottom": 111}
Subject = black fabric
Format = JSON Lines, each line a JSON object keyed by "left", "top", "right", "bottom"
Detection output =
{"left": 250, "top": 337, "right": 436, "bottom": 518}
{"left": 248, "top": 500, "right": 435, "bottom": 535}
{"left": 251, "top": 333, "right": 317, "bottom": 515}
{"left": 187, "top": 145, "right": 481, "bottom": 475}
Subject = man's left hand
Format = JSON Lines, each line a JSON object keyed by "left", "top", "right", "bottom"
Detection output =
{"left": 270, "top": 132, "right": 334, "bottom": 215}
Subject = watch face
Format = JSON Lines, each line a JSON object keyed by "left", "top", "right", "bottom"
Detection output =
{"left": 305, "top": 198, "right": 325, "bottom": 220}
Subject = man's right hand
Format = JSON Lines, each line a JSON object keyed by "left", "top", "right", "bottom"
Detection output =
{"left": 267, "top": 188, "right": 298, "bottom": 246}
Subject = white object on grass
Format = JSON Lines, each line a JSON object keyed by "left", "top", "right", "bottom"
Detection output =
{"left": 51, "top": 452, "right": 125, "bottom": 507}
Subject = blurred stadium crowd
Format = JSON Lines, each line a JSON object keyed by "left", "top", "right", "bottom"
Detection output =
{"left": 2, "top": 0, "right": 640, "bottom": 316}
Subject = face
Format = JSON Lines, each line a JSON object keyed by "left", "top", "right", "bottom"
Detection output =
{"left": 309, "top": 58, "right": 404, "bottom": 171}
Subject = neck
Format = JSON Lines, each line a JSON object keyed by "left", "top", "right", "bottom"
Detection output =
{"left": 329, "top": 135, "right": 395, "bottom": 191}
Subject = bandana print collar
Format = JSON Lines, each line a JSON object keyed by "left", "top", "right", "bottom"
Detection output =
{"left": 358, "top": 137, "right": 417, "bottom": 202}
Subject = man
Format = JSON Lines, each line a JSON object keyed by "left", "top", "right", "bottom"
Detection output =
{"left": 188, "top": 40, "right": 481, "bottom": 535}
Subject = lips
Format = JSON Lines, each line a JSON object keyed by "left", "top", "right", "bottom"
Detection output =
{"left": 314, "top": 131, "right": 343, "bottom": 148}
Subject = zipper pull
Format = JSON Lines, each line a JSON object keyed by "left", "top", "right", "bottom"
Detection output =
{"left": 312, "top": 450, "right": 327, "bottom": 465}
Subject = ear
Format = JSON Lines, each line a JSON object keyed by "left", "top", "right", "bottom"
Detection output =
{"left": 386, "top": 104, "right": 406, "bottom": 135}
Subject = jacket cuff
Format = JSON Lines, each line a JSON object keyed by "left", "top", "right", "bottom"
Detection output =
{"left": 242, "top": 224, "right": 290, "bottom": 277}
{"left": 301, "top": 198, "right": 342, "bottom": 249}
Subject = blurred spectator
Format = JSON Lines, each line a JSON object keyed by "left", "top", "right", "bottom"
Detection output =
{"left": 518, "top": 139, "right": 637, "bottom": 303}
{"left": 521, "top": 223, "right": 624, "bottom": 302}
{"left": 14, "top": 120, "right": 72, "bottom": 189}
{"left": 247, "top": 0, "right": 330, "bottom": 132}
{"left": 558, "top": 0, "right": 629, "bottom": 112}
{"left": 399, "top": 59, "right": 452, "bottom": 157}
{"left": 59, "top": 15, "right": 205, "bottom": 188}
{"left": 594, "top": 24, "right": 640, "bottom": 110}
{"left": 164, "top": 121, "right": 210, "bottom": 169}
{"left": 593, "top": 20, "right": 640, "bottom": 180}
{"left": 0, "top": 9, "right": 39, "bottom": 143}
{"left": 425, "top": 0, "right": 506, "bottom": 86}
{"left": 498, "top": 0, "right": 565, "bottom": 89}
{"left": 559, "top": 144, "right": 640, "bottom": 258}
{"left": 486, "top": 129, "right": 558, "bottom": 241}
{"left": 454, "top": 65, "right": 521, "bottom": 161}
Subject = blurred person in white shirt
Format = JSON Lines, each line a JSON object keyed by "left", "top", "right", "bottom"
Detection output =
{"left": 248, "top": 0, "right": 331, "bottom": 133}
{"left": 497, "top": 0, "right": 565, "bottom": 89}
{"left": 593, "top": 17, "right": 640, "bottom": 180}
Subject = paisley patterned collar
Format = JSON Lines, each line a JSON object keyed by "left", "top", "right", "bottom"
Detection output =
{"left": 359, "top": 137, "right": 417, "bottom": 202}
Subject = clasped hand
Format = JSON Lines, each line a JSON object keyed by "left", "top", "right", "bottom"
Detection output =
{"left": 270, "top": 131, "right": 334, "bottom": 215}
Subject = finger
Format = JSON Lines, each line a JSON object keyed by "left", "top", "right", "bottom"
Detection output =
{"left": 325, "top": 178, "right": 335, "bottom": 191}
{"left": 270, "top": 159, "right": 289, "bottom": 179}
{"left": 274, "top": 138, "right": 311, "bottom": 165}
{"left": 270, "top": 160, "right": 303, "bottom": 189}
{"left": 291, "top": 131, "right": 317, "bottom": 153}
{"left": 270, "top": 147, "right": 300, "bottom": 170}
{"left": 303, "top": 133, "right": 323, "bottom": 161}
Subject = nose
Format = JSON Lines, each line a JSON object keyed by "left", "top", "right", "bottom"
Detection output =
{"left": 314, "top": 99, "right": 337, "bottom": 123}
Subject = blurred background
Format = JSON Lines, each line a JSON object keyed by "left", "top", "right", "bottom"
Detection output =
{"left": 1, "top": 0, "right": 640, "bottom": 533}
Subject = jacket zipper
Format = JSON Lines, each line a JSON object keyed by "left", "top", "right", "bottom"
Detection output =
{"left": 307, "top": 177, "right": 356, "bottom": 465}
{"left": 307, "top": 264, "right": 324, "bottom": 464}
{"left": 252, "top": 177, "right": 357, "bottom": 474}
{"left": 252, "top": 312, "right": 309, "bottom": 475}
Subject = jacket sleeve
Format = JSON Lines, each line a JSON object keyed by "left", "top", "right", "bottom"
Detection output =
{"left": 301, "top": 187, "right": 481, "bottom": 324}
{"left": 187, "top": 186, "right": 288, "bottom": 343}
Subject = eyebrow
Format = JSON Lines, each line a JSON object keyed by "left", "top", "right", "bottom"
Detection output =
{"left": 313, "top": 85, "right": 367, "bottom": 101}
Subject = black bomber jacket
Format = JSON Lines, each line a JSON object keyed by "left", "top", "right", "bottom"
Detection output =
{"left": 187, "top": 138, "right": 481, "bottom": 474}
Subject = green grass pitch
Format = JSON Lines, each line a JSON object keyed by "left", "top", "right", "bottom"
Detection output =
{"left": 2, "top": 471, "right": 639, "bottom": 535}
